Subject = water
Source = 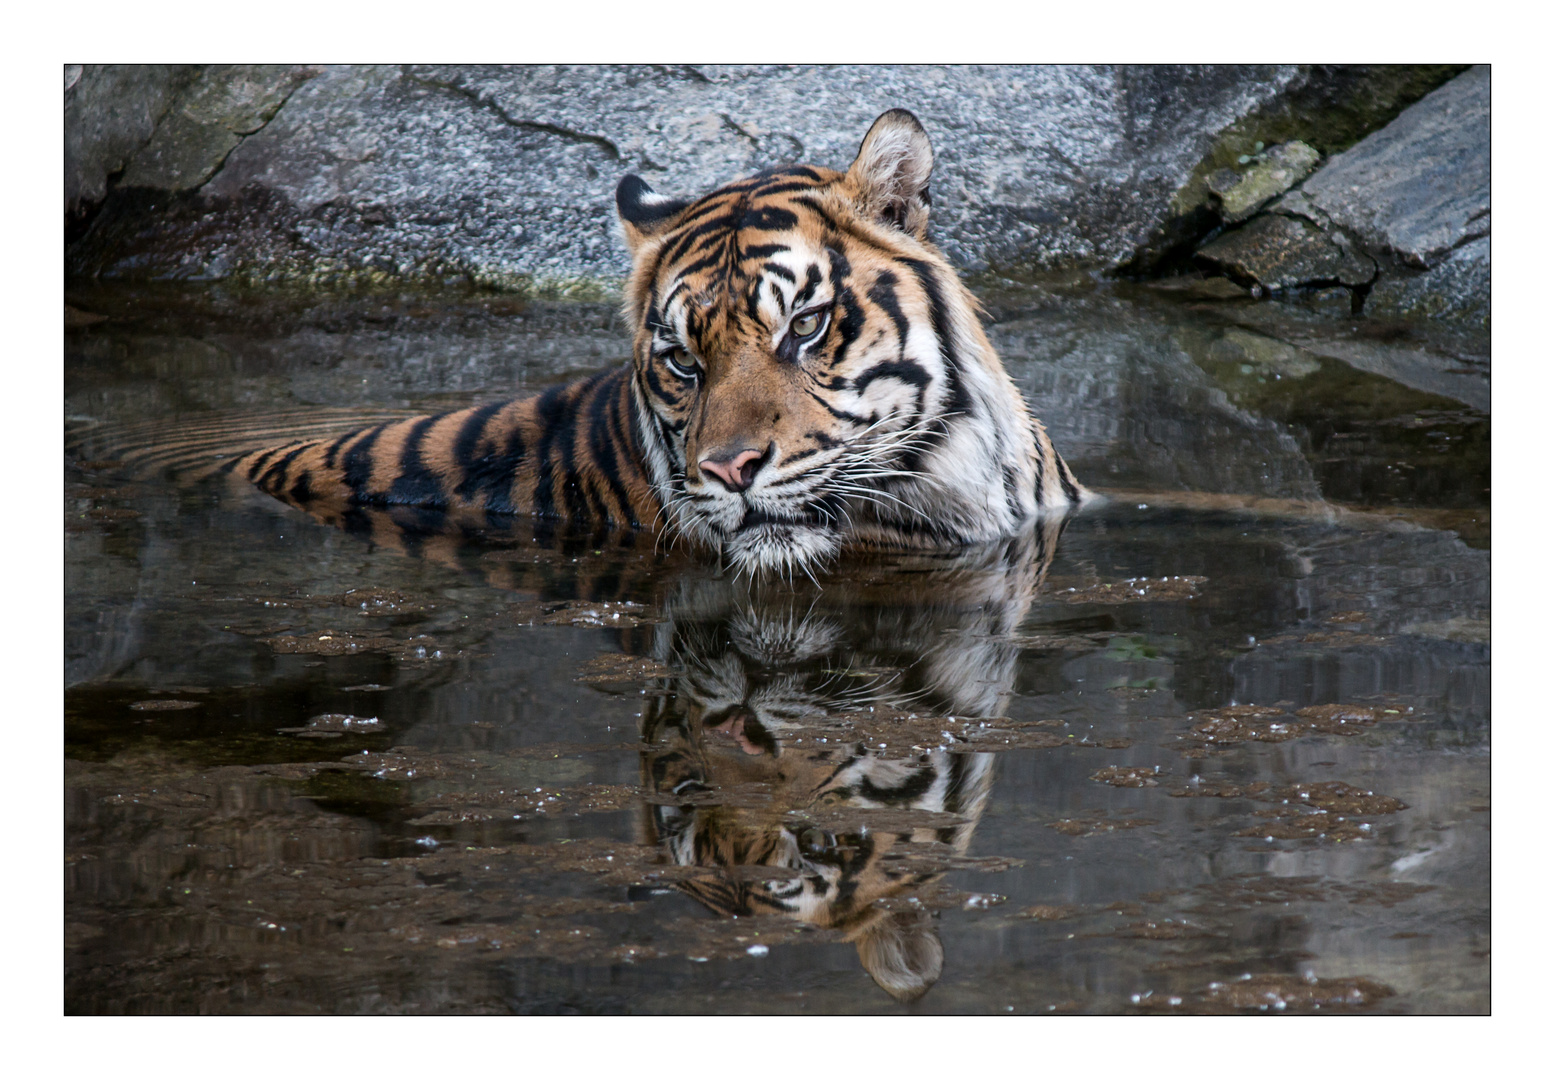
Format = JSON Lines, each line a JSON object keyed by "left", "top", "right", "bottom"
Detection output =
{"left": 64, "top": 277, "right": 1489, "bottom": 1014}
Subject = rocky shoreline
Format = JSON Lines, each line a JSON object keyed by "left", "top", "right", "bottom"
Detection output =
{"left": 65, "top": 64, "right": 1485, "bottom": 328}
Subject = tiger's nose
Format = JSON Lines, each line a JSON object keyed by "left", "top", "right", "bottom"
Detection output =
{"left": 698, "top": 446, "right": 770, "bottom": 493}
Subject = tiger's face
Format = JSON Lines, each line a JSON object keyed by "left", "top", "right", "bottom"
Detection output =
{"left": 616, "top": 110, "right": 1039, "bottom": 578}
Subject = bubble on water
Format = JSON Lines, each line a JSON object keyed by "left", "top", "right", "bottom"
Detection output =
{"left": 746, "top": 944, "right": 769, "bottom": 957}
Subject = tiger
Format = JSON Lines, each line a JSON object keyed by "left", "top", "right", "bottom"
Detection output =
{"left": 230, "top": 108, "right": 1086, "bottom": 577}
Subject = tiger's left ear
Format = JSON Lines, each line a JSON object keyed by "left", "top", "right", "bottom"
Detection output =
{"left": 846, "top": 109, "right": 933, "bottom": 240}
{"left": 616, "top": 175, "right": 691, "bottom": 254}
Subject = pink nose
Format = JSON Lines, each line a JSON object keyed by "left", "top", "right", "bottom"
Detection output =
{"left": 699, "top": 447, "right": 766, "bottom": 493}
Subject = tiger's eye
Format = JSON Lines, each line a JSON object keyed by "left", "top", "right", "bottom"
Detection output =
{"left": 661, "top": 348, "right": 698, "bottom": 379}
{"left": 791, "top": 312, "right": 822, "bottom": 338}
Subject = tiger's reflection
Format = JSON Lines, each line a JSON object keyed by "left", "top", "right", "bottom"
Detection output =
{"left": 633, "top": 518, "right": 1066, "bottom": 1002}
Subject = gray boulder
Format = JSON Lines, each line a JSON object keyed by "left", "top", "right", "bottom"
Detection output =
{"left": 1196, "top": 65, "right": 1488, "bottom": 328}
{"left": 65, "top": 64, "right": 1462, "bottom": 291}
{"left": 65, "top": 65, "right": 189, "bottom": 222}
{"left": 1298, "top": 64, "right": 1488, "bottom": 269}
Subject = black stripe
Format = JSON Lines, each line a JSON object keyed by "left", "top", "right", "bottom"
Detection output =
{"left": 826, "top": 247, "right": 866, "bottom": 366}
{"left": 739, "top": 205, "right": 798, "bottom": 232}
{"left": 258, "top": 443, "right": 311, "bottom": 494}
{"left": 462, "top": 411, "right": 526, "bottom": 514}
{"left": 660, "top": 281, "right": 688, "bottom": 315}
{"left": 740, "top": 243, "right": 791, "bottom": 260}
{"left": 761, "top": 165, "right": 825, "bottom": 183}
{"left": 341, "top": 423, "right": 389, "bottom": 502}
{"left": 244, "top": 446, "right": 285, "bottom": 482}
{"left": 660, "top": 211, "right": 739, "bottom": 267}
{"left": 747, "top": 180, "right": 826, "bottom": 197}
{"left": 385, "top": 414, "right": 447, "bottom": 508}
{"left": 900, "top": 258, "right": 972, "bottom": 416}
{"left": 868, "top": 270, "right": 909, "bottom": 352}
{"left": 1003, "top": 464, "right": 1023, "bottom": 520}
{"left": 803, "top": 389, "right": 873, "bottom": 426}
{"left": 793, "top": 264, "right": 823, "bottom": 309}
{"left": 850, "top": 359, "right": 931, "bottom": 396}
{"left": 321, "top": 431, "right": 351, "bottom": 471}
{"left": 529, "top": 384, "right": 573, "bottom": 520}
{"left": 591, "top": 372, "right": 640, "bottom": 528}
{"left": 450, "top": 401, "right": 509, "bottom": 500}
{"left": 1057, "top": 455, "right": 1081, "bottom": 504}
{"left": 1032, "top": 435, "right": 1046, "bottom": 500}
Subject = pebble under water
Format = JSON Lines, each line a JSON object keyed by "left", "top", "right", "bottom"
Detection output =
{"left": 64, "top": 276, "right": 1489, "bottom": 1014}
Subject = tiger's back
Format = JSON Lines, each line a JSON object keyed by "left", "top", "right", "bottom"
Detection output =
{"left": 233, "top": 366, "right": 660, "bottom": 531}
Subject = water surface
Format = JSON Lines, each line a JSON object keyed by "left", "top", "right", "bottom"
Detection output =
{"left": 64, "top": 278, "right": 1489, "bottom": 1014}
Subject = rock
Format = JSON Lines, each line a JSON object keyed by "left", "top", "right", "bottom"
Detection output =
{"left": 119, "top": 65, "right": 319, "bottom": 192}
{"left": 1121, "top": 65, "right": 1467, "bottom": 275}
{"left": 1364, "top": 235, "right": 1489, "bottom": 326}
{"left": 1214, "top": 141, "right": 1320, "bottom": 223}
{"left": 64, "top": 64, "right": 1464, "bottom": 291}
{"left": 1192, "top": 66, "right": 1488, "bottom": 329}
{"left": 65, "top": 65, "right": 191, "bottom": 221}
{"left": 1289, "top": 286, "right": 1356, "bottom": 318}
{"left": 1197, "top": 214, "right": 1375, "bottom": 291}
{"left": 1298, "top": 65, "right": 1488, "bottom": 269}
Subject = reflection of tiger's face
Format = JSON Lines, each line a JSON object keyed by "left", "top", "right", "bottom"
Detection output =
{"left": 618, "top": 109, "right": 1083, "bottom": 578}
{"left": 633, "top": 541, "right": 1063, "bottom": 1002}
{"left": 642, "top": 699, "right": 993, "bottom": 1003}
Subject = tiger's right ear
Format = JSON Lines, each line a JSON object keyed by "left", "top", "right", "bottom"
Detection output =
{"left": 616, "top": 175, "right": 690, "bottom": 254}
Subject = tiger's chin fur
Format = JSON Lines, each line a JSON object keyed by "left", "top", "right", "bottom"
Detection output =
{"left": 232, "top": 109, "right": 1086, "bottom": 580}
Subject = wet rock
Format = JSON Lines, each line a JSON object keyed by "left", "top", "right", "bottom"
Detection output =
{"left": 65, "top": 64, "right": 1462, "bottom": 289}
{"left": 1188, "top": 973, "right": 1396, "bottom": 1013}
{"left": 1048, "top": 815, "right": 1156, "bottom": 837}
{"left": 1144, "top": 275, "right": 1251, "bottom": 301}
{"left": 1288, "top": 285, "right": 1356, "bottom": 317}
{"left": 1213, "top": 141, "right": 1320, "bottom": 223}
{"left": 1298, "top": 65, "right": 1488, "bottom": 269}
{"left": 1197, "top": 213, "right": 1376, "bottom": 290}
{"left": 574, "top": 653, "right": 674, "bottom": 684}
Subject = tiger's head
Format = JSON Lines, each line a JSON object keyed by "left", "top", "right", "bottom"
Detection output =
{"left": 616, "top": 109, "right": 1050, "bottom": 578}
